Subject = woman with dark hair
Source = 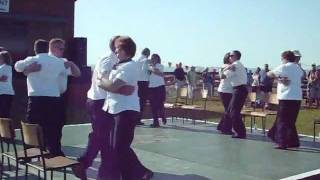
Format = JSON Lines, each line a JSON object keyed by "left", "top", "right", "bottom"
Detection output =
{"left": 217, "top": 52, "right": 233, "bottom": 134}
{"left": 148, "top": 53, "right": 166, "bottom": 128}
{"left": 0, "top": 51, "right": 14, "bottom": 118}
{"left": 267, "top": 51, "right": 304, "bottom": 149}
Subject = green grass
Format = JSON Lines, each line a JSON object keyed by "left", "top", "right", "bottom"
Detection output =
{"left": 170, "top": 96, "right": 320, "bottom": 136}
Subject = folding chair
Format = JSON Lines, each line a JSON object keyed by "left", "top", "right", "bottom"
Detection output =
{"left": 21, "top": 122, "right": 78, "bottom": 180}
{"left": 0, "top": 118, "right": 47, "bottom": 179}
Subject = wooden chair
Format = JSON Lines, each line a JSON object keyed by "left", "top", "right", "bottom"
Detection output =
{"left": 245, "top": 94, "right": 278, "bottom": 134}
{"left": 0, "top": 118, "right": 48, "bottom": 179}
{"left": 20, "top": 122, "right": 78, "bottom": 180}
{"left": 175, "top": 87, "right": 188, "bottom": 105}
{"left": 314, "top": 119, "right": 320, "bottom": 142}
{"left": 180, "top": 89, "right": 209, "bottom": 124}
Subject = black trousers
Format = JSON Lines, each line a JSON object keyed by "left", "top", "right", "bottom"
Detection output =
{"left": 57, "top": 93, "right": 67, "bottom": 155}
{"left": 80, "top": 99, "right": 114, "bottom": 177}
{"left": 26, "top": 96, "right": 64, "bottom": 156}
{"left": 224, "top": 85, "right": 248, "bottom": 136}
{"left": 137, "top": 81, "right": 149, "bottom": 122}
{"left": 217, "top": 92, "right": 232, "bottom": 131}
{"left": 0, "top": 94, "right": 13, "bottom": 118}
{"left": 106, "top": 110, "right": 148, "bottom": 180}
{"left": 149, "top": 85, "right": 166, "bottom": 125}
{"left": 268, "top": 100, "right": 301, "bottom": 147}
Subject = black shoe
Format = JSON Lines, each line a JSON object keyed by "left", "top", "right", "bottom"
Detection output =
{"left": 274, "top": 144, "right": 287, "bottom": 150}
{"left": 219, "top": 130, "right": 234, "bottom": 135}
{"left": 162, "top": 118, "right": 167, "bottom": 125}
{"left": 137, "top": 121, "right": 145, "bottom": 125}
{"left": 231, "top": 135, "right": 246, "bottom": 139}
{"left": 150, "top": 124, "right": 160, "bottom": 128}
{"left": 142, "top": 170, "right": 154, "bottom": 180}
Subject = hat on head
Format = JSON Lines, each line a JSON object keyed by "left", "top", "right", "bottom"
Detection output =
{"left": 292, "top": 50, "right": 301, "bottom": 57}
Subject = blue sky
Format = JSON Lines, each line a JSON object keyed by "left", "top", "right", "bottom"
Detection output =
{"left": 74, "top": 0, "right": 320, "bottom": 69}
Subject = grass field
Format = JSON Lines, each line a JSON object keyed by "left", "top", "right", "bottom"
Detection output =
{"left": 171, "top": 96, "right": 320, "bottom": 137}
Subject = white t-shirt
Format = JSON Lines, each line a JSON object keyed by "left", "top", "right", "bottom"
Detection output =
{"left": 148, "top": 63, "right": 165, "bottom": 88}
{"left": 217, "top": 65, "right": 233, "bottom": 94}
{"left": 223, "top": 60, "right": 247, "bottom": 87}
{"left": 0, "top": 64, "right": 14, "bottom": 95}
{"left": 87, "top": 53, "right": 119, "bottom": 100}
{"left": 135, "top": 55, "right": 150, "bottom": 81}
{"left": 271, "top": 62, "right": 304, "bottom": 100}
{"left": 57, "top": 58, "right": 72, "bottom": 94}
{"left": 15, "top": 53, "right": 67, "bottom": 97}
{"left": 102, "top": 60, "right": 140, "bottom": 114}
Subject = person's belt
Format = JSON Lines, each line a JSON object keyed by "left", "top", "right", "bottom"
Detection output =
{"left": 233, "top": 84, "right": 247, "bottom": 89}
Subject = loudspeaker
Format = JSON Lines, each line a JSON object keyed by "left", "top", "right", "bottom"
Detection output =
{"left": 69, "top": 37, "right": 87, "bottom": 67}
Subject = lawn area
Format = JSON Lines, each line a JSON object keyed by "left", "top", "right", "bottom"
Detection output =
{"left": 170, "top": 96, "right": 320, "bottom": 137}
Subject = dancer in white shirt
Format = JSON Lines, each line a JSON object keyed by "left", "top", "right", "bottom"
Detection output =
{"left": 136, "top": 48, "right": 151, "bottom": 125}
{"left": 0, "top": 51, "right": 15, "bottom": 118}
{"left": 217, "top": 52, "right": 233, "bottom": 134}
{"left": 223, "top": 50, "right": 248, "bottom": 138}
{"left": 99, "top": 36, "right": 153, "bottom": 180}
{"left": 15, "top": 39, "right": 68, "bottom": 156}
{"left": 148, "top": 54, "right": 166, "bottom": 128}
{"left": 267, "top": 51, "right": 304, "bottom": 149}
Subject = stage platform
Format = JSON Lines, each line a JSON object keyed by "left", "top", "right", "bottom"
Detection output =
{"left": 2, "top": 119, "right": 320, "bottom": 180}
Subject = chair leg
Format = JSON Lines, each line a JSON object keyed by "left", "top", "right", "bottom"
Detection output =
{"left": 25, "top": 164, "right": 28, "bottom": 180}
{"left": 15, "top": 161, "right": 18, "bottom": 180}
{"left": 43, "top": 170, "right": 47, "bottom": 180}
{"left": 250, "top": 116, "right": 253, "bottom": 133}
{"left": 6, "top": 146, "right": 10, "bottom": 171}
{"left": 314, "top": 122, "right": 316, "bottom": 143}
{"left": 0, "top": 161, "right": 3, "bottom": 180}
{"left": 64, "top": 167, "right": 66, "bottom": 180}
{"left": 262, "top": 118, "right": 266, "bottom": 135}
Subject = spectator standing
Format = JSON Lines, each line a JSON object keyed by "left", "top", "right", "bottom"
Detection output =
{"left": 174, "top": 62, "right": 186, "bottom": 89}
{"left": 260, "top": 64, "right": 274, "bottom": 109}
{"left": 307, "top": 64, "right": 320, "bottom": 107}
{"left": 202, "top": 68, "right": 214, "bottom": 96}
{"left": 186, "top": 66, "right": 199, "bottom": 98}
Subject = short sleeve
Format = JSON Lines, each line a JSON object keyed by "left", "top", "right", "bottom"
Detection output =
{"left": 271, "top": 65, "right": 283, "bottom": 77}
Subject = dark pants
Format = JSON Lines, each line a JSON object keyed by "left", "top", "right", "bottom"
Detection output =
{"left": 224, "top": 85, "right": 248, "bottom": 136}
{"left": 0, "top": 94, "right": 13, "bottom": 118}
{"left": 217, "top": 92, "right": 232, "bottom": 132}
{"left": 106, "top": 110, "right": 148, "bottom": 180}
{"left": 80, "top": 99, "right": 114, "bottom": 176}
{"left": 26, "top": 96, "right": 64, "bottom": 156}
{"left": 137, "top": 81, "right": 149, "bottom": 123}
{"left": 268, "top": 100, "right": 301, "bottom": 147}
{"left": 150, "top": 85, "right": 166, "bottom": 125}
{"left": 57, "top": 93, "right": 67, "bottom": 155}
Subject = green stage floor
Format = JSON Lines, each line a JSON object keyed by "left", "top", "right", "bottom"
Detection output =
{"left": 2, "top": 119, "right": 320, "bottom": 180}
